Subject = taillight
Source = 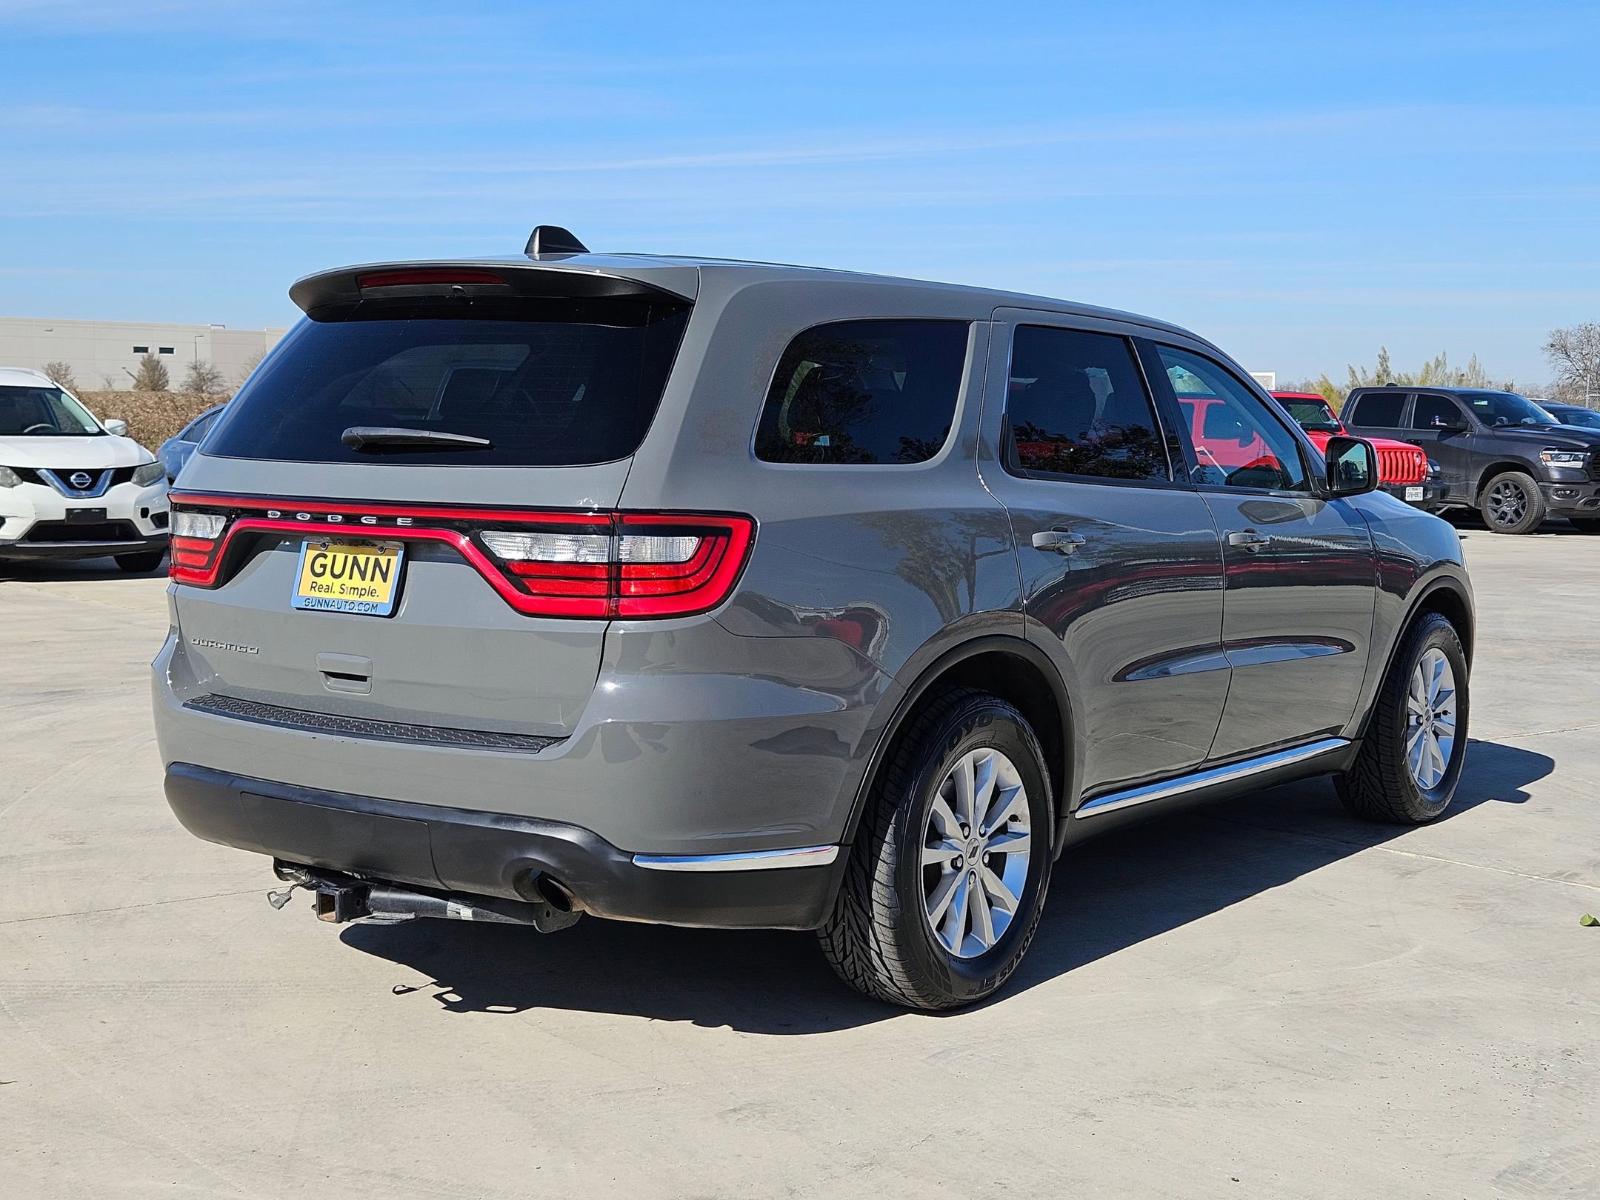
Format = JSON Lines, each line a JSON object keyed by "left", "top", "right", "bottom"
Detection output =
{"left": 169, "top": 510, "right": 229, "bottom": 585}
{"left": 167, "top": 494, "right": 754, "bottom": 620}
{"left": 480, "top": 513, "right": 755, "bottom": 618}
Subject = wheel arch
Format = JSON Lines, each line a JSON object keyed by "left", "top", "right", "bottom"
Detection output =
{"left": 841, "top": 635, "right": 1075, "bottom": 856}
{"left": 1355, "top": 573, "right": 1474, "bottom": 740}
{"left": 1474, "top": 459, "right": 1541, "bottom": 501}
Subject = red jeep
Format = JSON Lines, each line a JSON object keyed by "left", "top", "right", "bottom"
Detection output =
{"left": 1272, "top": 391, "right": 1434, "bottom": 504}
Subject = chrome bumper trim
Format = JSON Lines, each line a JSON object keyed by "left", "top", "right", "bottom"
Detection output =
{"left": 632, "top": 844, "right": 841, "bottom": 872}
{"left": 1075, "top": 737, "right": 1351, "bottom": 818}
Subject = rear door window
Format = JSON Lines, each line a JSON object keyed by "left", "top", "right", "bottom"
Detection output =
{"left": 204, "top": 297, "right": 690, "bottom": 466}
{"left": 1349, "top": 392, "right": 1407, "bottom": 427}
{"left": 1411, "top": 395, "right": 1462, "bottom": 429}
{"left": 1004, "top": 326, "right": 1169, "bottom": 481}
{"left": 754, "top": 320, "right": 968, "bottom": 464}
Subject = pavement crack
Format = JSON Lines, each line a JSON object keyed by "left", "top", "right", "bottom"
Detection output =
{"left": 0, "top": 888, "right": 263, "bottom": 926}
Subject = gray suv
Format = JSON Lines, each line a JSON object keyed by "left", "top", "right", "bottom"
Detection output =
{"left": 155, "top": 227, "right": 1474, "bottom": 1010}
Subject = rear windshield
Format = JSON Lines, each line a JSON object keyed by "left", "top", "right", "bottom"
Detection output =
{"left": 205, "top": 297, "right": 690, "bottom": 466}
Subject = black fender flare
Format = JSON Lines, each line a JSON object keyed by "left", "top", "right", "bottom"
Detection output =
{"left": 839, "top": 633, "right": 1076, "bottom": 855}
{"left": 1353, "top": 570, "right": 1474, "bottom": 741}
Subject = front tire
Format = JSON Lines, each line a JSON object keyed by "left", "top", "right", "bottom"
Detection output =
{"left": 1336, "top": 612, "right": 1469, "bottom": 824}
{"left": 1479, "top": 470, "right": 1546, "bottom": 534}
{"left": 115, "top": 550, "right": 166, "bottom": 573}
{"left": 819, "top": 689, "right": 1054, "bottom": 1010}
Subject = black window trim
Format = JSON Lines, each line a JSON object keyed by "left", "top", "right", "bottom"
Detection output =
{"left": 1145, "top": 338, "right": 1322, "bottom": 499}
{"left": 996, "top": 322, "right": 1184, "bottom": 491}
{"left": 749, "top": 315, "right": 976, "bottom": 471}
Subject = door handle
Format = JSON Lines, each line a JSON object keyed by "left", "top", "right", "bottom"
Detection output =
{"left": 1227, "top": 530, "right": 1272, "bottom": 553}
{"left": 1031, "top": 528, "right": 1086, "bottom": 555}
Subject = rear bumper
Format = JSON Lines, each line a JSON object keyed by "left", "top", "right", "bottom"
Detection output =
{"left": 165, "top": 762, "right": 846, "bottom": 930}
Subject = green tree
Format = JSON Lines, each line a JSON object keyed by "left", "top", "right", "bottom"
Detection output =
{"left": 132, "top": 353, "right": 170, "bottom": 392}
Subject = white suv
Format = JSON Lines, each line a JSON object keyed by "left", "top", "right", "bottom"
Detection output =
{"left": 0, "top": 367, "right": 170, "bottom": 571}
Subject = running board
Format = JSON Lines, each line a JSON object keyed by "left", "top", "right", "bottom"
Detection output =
{"left": 1074, "top": 737, "right": 1351, "bottom": 818}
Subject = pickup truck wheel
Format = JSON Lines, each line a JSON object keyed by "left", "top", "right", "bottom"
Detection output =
{"left": 819, "top": 689, "right": 1053, "bottom": 1010}
{"left": 115, "top": 550, "right": 167, "bottom": 573}
{"left": 1336, "top": 612, "right": 1469, "bottom": 824}
{"left": 1479, "top": 470, "right": 1546, "bottom": 534}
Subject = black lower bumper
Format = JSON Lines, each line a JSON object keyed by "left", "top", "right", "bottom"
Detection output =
{"left": 1539, "top": 481, "right": 1600, "bottom": 514}
{"left": 0, "top": 533, "right": 168, "bottom": 561}
{"left": 163, "top": 763, "right": 844, "bottom": 931}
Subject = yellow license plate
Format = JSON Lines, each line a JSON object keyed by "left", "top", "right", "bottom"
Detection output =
{"left": 291, "top": 540, "right": 405, "bottom": 616}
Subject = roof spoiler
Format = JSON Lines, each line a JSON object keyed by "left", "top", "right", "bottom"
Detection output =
{"left": 288, "top": 259, "right": 691, "bottom": 315}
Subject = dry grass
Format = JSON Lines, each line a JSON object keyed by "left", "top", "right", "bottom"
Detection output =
{"left": 80, "top": 391, "right": 223, "bottom": 450}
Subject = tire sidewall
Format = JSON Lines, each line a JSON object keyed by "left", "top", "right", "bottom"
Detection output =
{"left": 1389, "top": 616, "right": 1470, "bottom": 818}
{"left": 890, "top": 697, "right": 1053, "bottom": 1006}
{"left": 1481, "top": 472, "right": 1544, "bottom": 535}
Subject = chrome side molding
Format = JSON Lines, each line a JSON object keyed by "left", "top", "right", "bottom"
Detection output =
{"left": 1074, "top": 737, "right": 1350, "bottom": 819}
{"left": 632, "top": 844, "right": 840, "bottom": 872}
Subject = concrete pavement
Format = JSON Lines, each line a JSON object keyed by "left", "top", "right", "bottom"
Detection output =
{"left": 2, "top": 526, "right": 1597, "bottom": 1198}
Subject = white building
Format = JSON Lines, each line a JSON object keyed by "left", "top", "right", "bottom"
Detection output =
{"left": 0, "top": 316, "right": 288, "bottom": 391}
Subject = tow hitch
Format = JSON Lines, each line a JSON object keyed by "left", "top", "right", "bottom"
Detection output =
{"left": 268, "top": 862, "right": 581, "bottom": 932}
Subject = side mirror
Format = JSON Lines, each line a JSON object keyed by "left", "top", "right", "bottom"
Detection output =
{"left": 103, "top": 418, "right": 129, "bottom": 437}
{"left": 1325, "top": 435, "right": 1378, "bottom": 497}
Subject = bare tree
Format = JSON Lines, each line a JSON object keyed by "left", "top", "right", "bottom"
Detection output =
{"left": 131, "top": 352, "right": 170, "bottom": 392}
{"left": 1544, "top": 323, "right": 1600, "bottom": 405}
{"left": 234, "top": 348, "right": 266, "bottom": 390}
{"left": 183, "top": 359, "right": 228, "bottom": 395}
{"left": 40, "top": 361, "right": 80, "bottom": 392}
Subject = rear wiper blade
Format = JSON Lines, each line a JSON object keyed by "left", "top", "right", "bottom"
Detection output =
{"left": 341, "top": 426, "right": 493, "bottom": 452}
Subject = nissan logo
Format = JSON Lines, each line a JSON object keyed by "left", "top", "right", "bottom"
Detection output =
{"left": 68, "top": 472, "right": 93, "bottom": 489}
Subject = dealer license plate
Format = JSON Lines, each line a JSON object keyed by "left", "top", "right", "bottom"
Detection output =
{"left": 291, "top": 540, "right": 404, "bottom": 617}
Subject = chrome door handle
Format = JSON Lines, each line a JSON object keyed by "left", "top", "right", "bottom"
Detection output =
{"left": 1032, "top": 529, "right": 1086, "bottom": 554}
{"left": 1227, "top": 530, "right": 1271, "bottom": 553}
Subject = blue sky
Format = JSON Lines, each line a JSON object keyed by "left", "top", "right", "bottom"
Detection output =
{"left": 2, "top": 0, "right": 1596, "bottom": 384}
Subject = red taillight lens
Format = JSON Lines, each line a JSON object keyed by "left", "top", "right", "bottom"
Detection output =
{"left": 167, "top": 496, "right": 755, "bottom": 620}
{"left": 480, "top": 513, "right": 755, "bottom": 618}
{"left": 169, "top": 510, "right": 229, "bottom": 585}
{"left": 614, "top": 514, "right": 753, "bottom": 617}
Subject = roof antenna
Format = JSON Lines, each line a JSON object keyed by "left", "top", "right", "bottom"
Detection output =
{"left": 525, "top": 225, "right": 588, "bottom": 258}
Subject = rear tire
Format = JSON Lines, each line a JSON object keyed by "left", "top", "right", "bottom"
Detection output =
{"left": 1569, "top": 517, "right": 1600, "bottom": 534}
{"left": 1479, "top": 470, "right": 1546, "bottom": 534}
{"left": 819, "top": 689, "right": 1054, "bottom": 1010}
{"left": 115, "top": 550, "right": 166, "bottom": 573}
{"left": 1336, "top": 612, "right": 1469, "bottom": 824}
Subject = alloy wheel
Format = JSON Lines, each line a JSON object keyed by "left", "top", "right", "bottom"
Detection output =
{"left": 1405, "top": 647, "right": 1457, "bottom": 791}
{"left": 921, "top": 747, "right": 1032, "bottom": 958}
{"left": 1486, "top": 480, "right": 1528, "bottom": 528}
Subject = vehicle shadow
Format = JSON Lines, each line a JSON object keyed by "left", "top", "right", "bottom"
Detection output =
{"left": 342, "top": 738, "right": 1551, "bottom": 1033}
